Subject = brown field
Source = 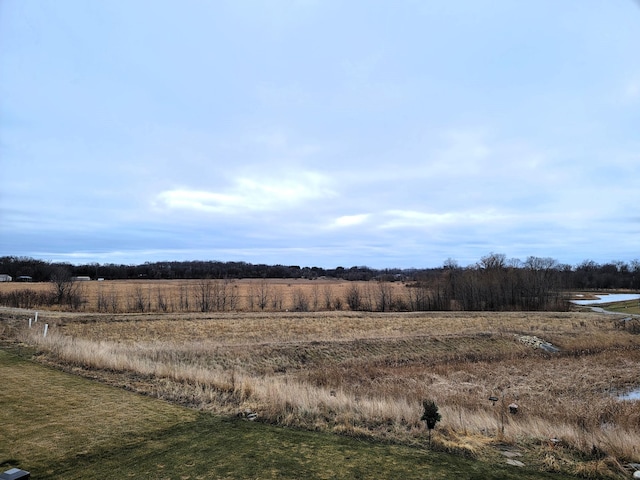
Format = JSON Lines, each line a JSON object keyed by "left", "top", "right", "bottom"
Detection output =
{"left": 2, "top": 280, "right": 640, "bottom": 477}
{"left": 0, "top": 278, "right": 410, "bottom": 313}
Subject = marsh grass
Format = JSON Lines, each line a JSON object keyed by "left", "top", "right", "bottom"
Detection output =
{"left": 7, "top": 308, "right": 640, "bottom": 477}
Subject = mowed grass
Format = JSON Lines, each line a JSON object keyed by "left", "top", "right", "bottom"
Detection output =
{"left": 0, "top": 349, "right": 580, "bottom": 480}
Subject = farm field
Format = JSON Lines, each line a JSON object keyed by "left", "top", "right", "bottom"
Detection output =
{"left": 1, "top": 284, "right": 640, "bottom": 478}
{"left": 0, "top": 278, "right": 410, "bottom": 313}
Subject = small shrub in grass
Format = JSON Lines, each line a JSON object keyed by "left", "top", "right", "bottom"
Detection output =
{"left": 421, "top": 399, "right": 441, "bottom": 448}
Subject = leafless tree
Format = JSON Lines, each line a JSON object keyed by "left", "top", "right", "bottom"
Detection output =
{"left": 130, "top": 285, "right": 150, "bottom": 312}
{"left": 374, "top": 281, "right": 394, "bottom": 312}
{"left": 228, "top": 283, "right": 240, "bottom": 311}
{"left": 270, "top": 286, "right": 284, "bottom": 310}
{"left": 178, "top": 284, "right": 190, "bottom": 311}
{"left": 50, "top": 266, "right": 83, "bottom": 308}
{"left": 96, "top": 285, "right": 109, "bottom": 312}
{"left": 109, "top": 287, "right": 120, "bottom": 313}
{"left": 157, "top": 287, "right": 169, "bottom": 312}
{"left": 256, "top": 279, "right": 270, "bottom": 311}
{"left": 195, "top": 278, "right": 214, "bottom": 312}
{"left": 292, "top": 288, "right": 309, "bottom": 312}
{"left": 322, "top": 284, "right": 334, "bottom": 310}
{"left": 346, "top": 284, "right": 362, "bottom": 311}
{"left": 310, "top": 283, "right": 320, "bottom": 311}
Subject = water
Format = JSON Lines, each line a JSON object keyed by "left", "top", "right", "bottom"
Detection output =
{"left": 618, "top": 388, "right": 640, "bottom": 401}
{"left": 571, "top": 293, "right": 640, "bottom": 306}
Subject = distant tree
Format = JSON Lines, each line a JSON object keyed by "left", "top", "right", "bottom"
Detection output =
{"left": 292, "top": 288, "right": 310, "bottom": 312}
{"left": 421, "top": 399, "right": 441, "bottom": 448}
{"left": 322, "top": 284, "right": 334, "bottom": 310}
{"left": 50, "top": 266, "right": 83, "bottom": 308}
{"left": 256, "top": 280, "right": 270, "bottom": 311}
{"left": 195, "top": 278, "right": 214, "bottom": 312}
{"left": 375, "top": 280, "right": 393, "bottom": 312}
{"left": 345, "top": 284, "right": 362, "bottom": 311}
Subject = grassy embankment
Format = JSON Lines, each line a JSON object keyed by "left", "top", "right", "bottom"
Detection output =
{"left": 0, "top": 348, "right": 581, "bottom": 480}
{"left": 3, "top": 303, "right": 640, "bottom": 478}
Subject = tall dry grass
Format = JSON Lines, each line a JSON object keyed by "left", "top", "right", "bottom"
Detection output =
{"left": 15, "top": 309, "right": 640, "bottom": 470}
{"left": 1, "top": 279, "right": 413, "bottom": 313}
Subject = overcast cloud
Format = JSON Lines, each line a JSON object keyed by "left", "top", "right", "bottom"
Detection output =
{"left": 1, "top": 1, "right": 639, "bottom": 268}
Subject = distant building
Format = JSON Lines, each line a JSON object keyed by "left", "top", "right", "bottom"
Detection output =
{"left": 72, "top": 276, "right": 91, "bottom": 281}
{"left": 16, "top": 275, "right": 33, "bottom": 282}
{"left": 0, "top": 274, "right": 12, "bottom": 282}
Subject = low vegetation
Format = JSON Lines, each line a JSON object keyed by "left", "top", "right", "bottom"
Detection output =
{"left": 1, "top": 348, "right": 582, "bottom": 479}
{"left": 2, "top": 301, "right": 639, "bottom": 478}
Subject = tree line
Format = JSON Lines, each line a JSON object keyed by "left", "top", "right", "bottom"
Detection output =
{"left": 1, "top": 253, "right": 639, "bottom": 312}
{"left": 1, "top": 254, "right": 639, "bottom": 290}
{"left": 0, "top": 257, "right": 386, "bottom": 282}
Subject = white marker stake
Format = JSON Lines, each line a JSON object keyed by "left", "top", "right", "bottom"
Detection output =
{"left": 29, "top": 318, "right": 32, "bottom": 328}
{"left": 43, "top": 323, "right": 48, "bottom": 338}
{"left": 35, "top": 311, "right": 38, "bottom": 322}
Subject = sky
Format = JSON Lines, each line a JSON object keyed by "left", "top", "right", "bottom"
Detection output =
{"left": 1, "top": 1, "right": 639, "bottom": 269}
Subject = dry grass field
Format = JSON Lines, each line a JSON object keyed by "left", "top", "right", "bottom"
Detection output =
{"left": 2, "top": 307, "right": 639, "bottom": 478}
{"left": 0, "top": 351, "right": 580, "bottom": 480}
{"left": 0, "top": 278, "right": 411, "bottom": 313}
{"left": 1, "top": 280, "right": 640, "bottom": 478}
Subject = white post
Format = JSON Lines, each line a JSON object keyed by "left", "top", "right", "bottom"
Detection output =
{"left": 29, "top": 318, "right": 32, "bottom": 328}
{"left": 43, "top": 323, "right": 48, "bottom": 338}
{"left": 35, "top": 311, "right": 38, "bottom": 322}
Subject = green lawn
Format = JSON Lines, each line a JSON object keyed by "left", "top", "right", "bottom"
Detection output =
{"left": 0, "top": 349, "right": 581, "bottom": 479}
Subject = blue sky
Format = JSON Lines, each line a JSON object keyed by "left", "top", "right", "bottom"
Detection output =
{"left": 1, "top": 1, "right": 639, "bottom": 269}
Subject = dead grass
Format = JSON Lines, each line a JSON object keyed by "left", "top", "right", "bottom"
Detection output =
{"left": 0, "top": 279, "right": 411, "bottom": 313}
{"left": 4, "top": 306, "right": 640, "bottom": 478}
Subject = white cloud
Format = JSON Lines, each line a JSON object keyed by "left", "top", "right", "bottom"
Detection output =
{"left": 155, "top": 171, "right": 335, "bottom": 214}
{"left": 379, "top": 209, "right": 512, "bottom": 230}
{"left": 330, "top": 214, "right": 370, "bottom": 228}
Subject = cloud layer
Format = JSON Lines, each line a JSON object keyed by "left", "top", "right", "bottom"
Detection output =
{"left": 1, "top": 1, "right": 639, "bottom": 268}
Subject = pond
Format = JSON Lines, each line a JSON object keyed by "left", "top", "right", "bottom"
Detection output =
{"left": 571, "top": 293, "right": 640, "bottom": 306}
{"left": 618, "top": 388, "right": 640, "bottom": 401}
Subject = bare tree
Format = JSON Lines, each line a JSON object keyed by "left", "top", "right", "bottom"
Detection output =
{"left": 246, "top": 282, "right": 255, "bottom": 311}
{"left": 310, "top": 283, "right": 320, "bottom": 311}
{"left": 157, "top": 287, "right": 169, "bottom": 312}
{"left": 228, "top": 282, "right": 240, "bottom": 311}
{"left": 109, "top": 287, "right": 120, "bottom": 313}
{"left": 322, "top": 284, "right": 334, "bottom": 310}
{"left": 292, "top": 288, "right": 309, "bottom": 312}
{"left": 375, "top": 281, "right": 394, "bottom": 312}
{"left": 50, "top": 266, "right": 83, "bottom": 308}
{"left": 270, "top": 286, "right": 284, "bottom": 311}
{"left": 212, "top": 280, "right": 226, "bottom": 311}
{"left": 130, "top": 285, "right": 150, "bottom": 312}
{"left": 195, "top": 278, "right": 214, "bottom": 312}
{"left": 178, "top": 284, "right": 190, "bottom": 311}
{"left": 346, "top": 284, "right": 362, "bottom": 311}
{"left": 256, "top": 279, "right": 270, "bottom": 311}
{"left": 96, "top": 285, "right": 109, "bottom": 312}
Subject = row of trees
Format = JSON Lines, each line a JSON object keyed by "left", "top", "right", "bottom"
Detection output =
{"left": 0, "top": 254, "right": 575, "bottom": 312}
{"left": 419, "top": 254, "right": 568, "bottom": 311}
{"left": 1, "top": 254, "right": 639, "bottom": 292}
{"left": 0, "top": 253, "right": 640, "bottom": 311}
{"left": 0, "top": 257, "right": 386, "bottom": 283}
